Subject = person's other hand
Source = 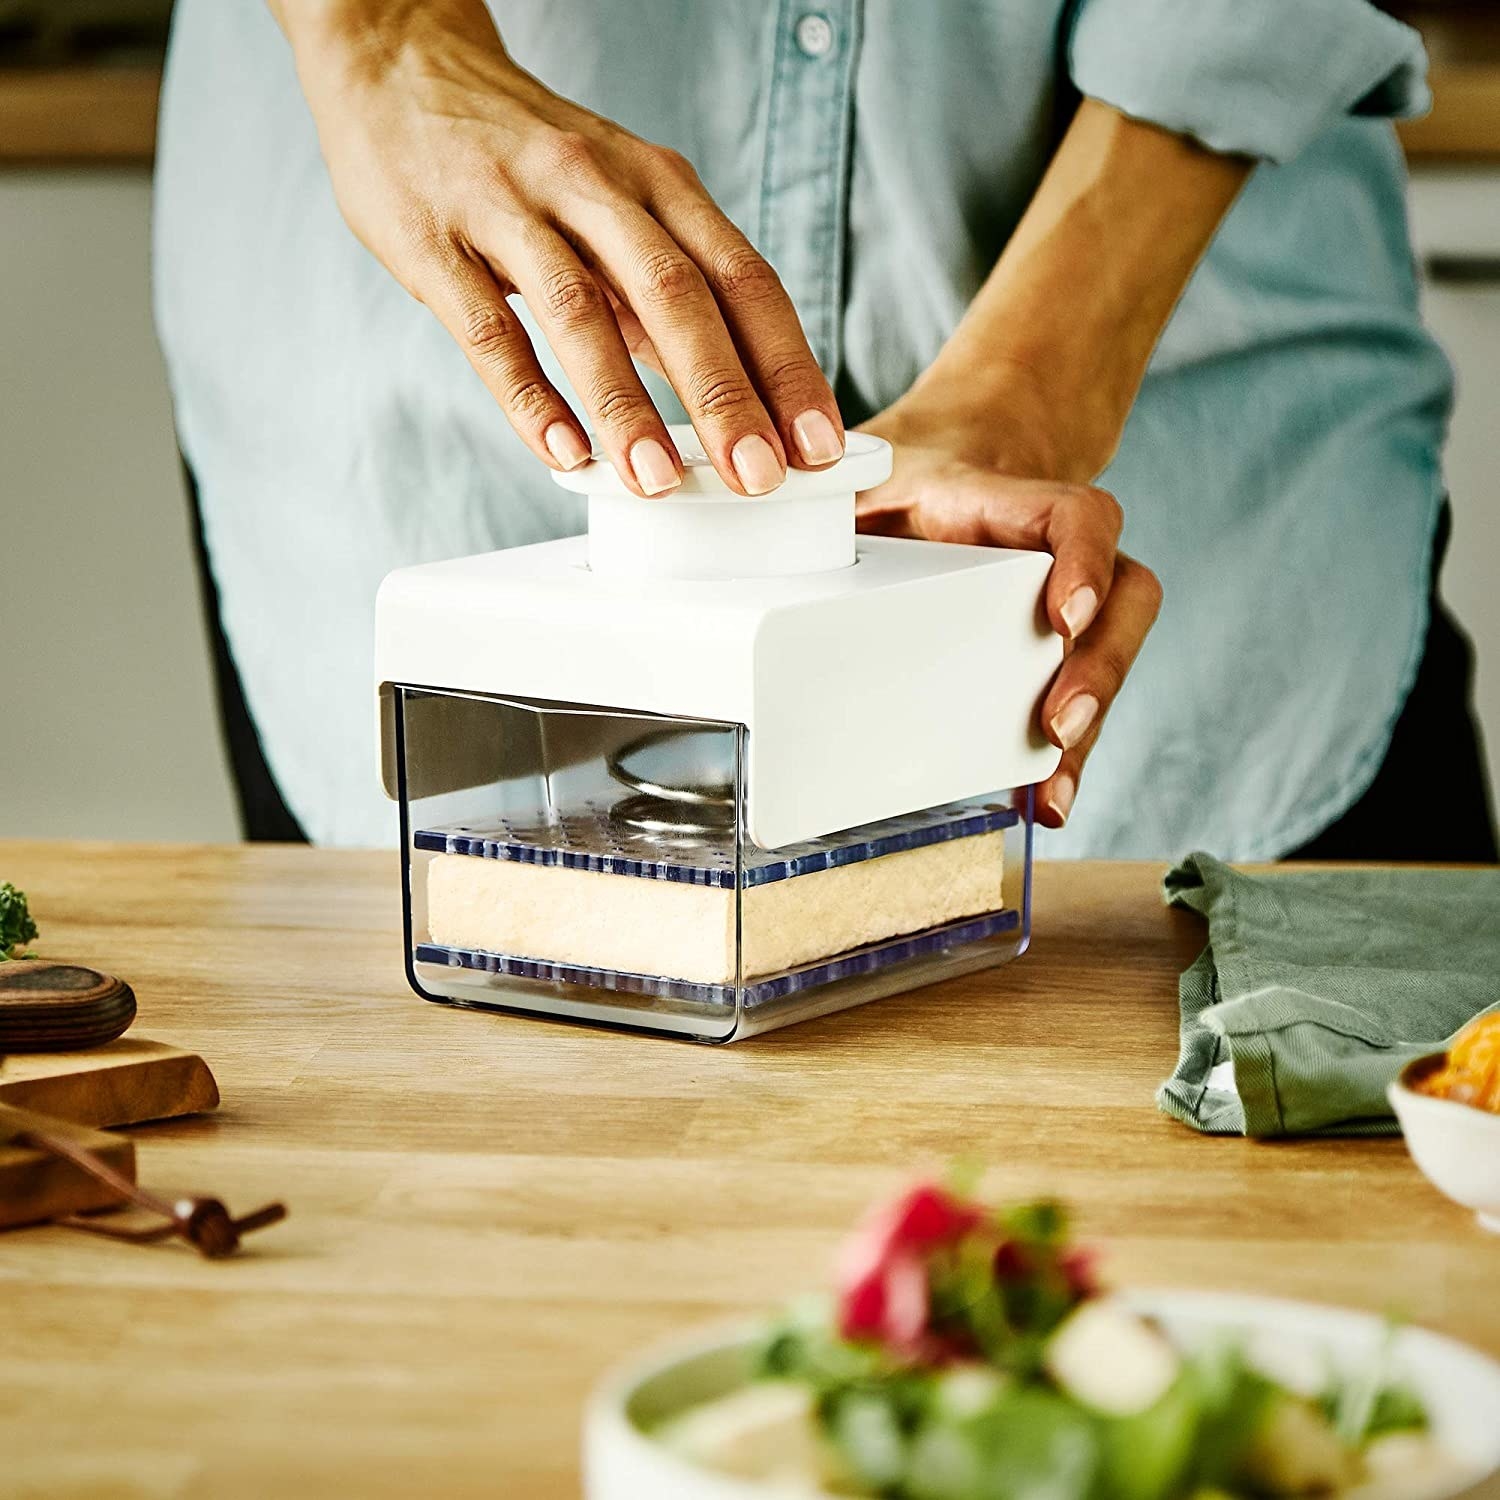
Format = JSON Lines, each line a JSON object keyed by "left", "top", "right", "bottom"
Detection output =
{"left": 857, "top": 383, "right": 1161, "bottom": 829}
{"left": 278, "top": 0, "right": 843, "bottom": 496}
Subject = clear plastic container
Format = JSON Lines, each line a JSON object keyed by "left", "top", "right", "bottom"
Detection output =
{"left": 395, "top": 685, "right": 1035, "bottom": 1042}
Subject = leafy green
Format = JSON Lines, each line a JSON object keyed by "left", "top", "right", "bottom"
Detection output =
{"left": 1364, "top": 1384, "right": 1429, "bottom": 1438}
{"left": 1093, "top": 1378, "right": 1201, "bottom": 1500}
{"left": 1000, "top": 1201, "right": 1069, "bottom": 1247}
{"left": 0, "top": 882, "right": 38, "bottom": 960}
{"left": 770, "top": 1328, "right": 1291, "bottom": 1500}
{"left": 1319, "top": 1378, "right": 1428, "bottom": 1443}
{"left": 1175, "top": 1344, "right": 1279, "bottom": 1493}
{"left": 1321, "top": 1319, "right": 1428, "bottom": 1448}
{"left": 908, "top": 1387, "right": 1098, "bottom": 1500}
{"left": 925, "top": 1200, "right": 1088, "bottom": 1378}
{"left": 741, "top": 1190, "right": 1429, "bottom": 1500}
{"left": 828, "top": 1388, "right": 913, "bottom": 1491}
{"left": 757, "top": 1295, "right": 891, "bottom": 1390}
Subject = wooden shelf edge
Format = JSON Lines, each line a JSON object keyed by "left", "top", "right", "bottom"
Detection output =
{"left": 1400, "top": 65, "right": 1500, "bottom": 161}
{"left": 1, "top": 61, "right": 1496, "bottom": 168}
{"left": 0, "top": 67, "right": 161, "bottom": 165}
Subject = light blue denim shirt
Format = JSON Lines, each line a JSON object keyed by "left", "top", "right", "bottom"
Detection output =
{"left": 154, "top": 0, "right": 1451, "bottom": 855}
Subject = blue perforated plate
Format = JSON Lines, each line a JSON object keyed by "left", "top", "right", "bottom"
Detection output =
{"left": 414, "top": 798, "right": 1017, "bottom": 890}
{"left": 415, "top": 906, "right": 1019, "bottom": 1009}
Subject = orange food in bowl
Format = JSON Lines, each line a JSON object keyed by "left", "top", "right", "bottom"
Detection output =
{"left": 1415, "top": 1012, "right": 1500, "bottom": 1113}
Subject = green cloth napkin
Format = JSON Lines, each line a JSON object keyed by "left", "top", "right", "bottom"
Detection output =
{"left": 1158, "top": 853, "right": 1500, "bottom": 1137}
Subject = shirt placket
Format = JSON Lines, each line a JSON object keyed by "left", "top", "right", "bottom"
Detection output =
{"left": 757, "top": 0, "right": 862, "bottom": 382}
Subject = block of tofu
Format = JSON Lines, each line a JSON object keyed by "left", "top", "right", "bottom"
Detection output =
{"left": 423, "top": 830, "right": 1005, "bottom": 985}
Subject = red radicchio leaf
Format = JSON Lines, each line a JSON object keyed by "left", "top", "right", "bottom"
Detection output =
{"left": 1059, "top": 1246, "right": 1100, "bottom": 1300}
{"left": 838, "top": 1250, "right": 930, "bottom": 1353}
{"left": 891, "top": 1184, "right": 985, "bottom": 1251}
{"left": 993, "top": 1239, "right": 1031, "bottom": 1282}
{"left": 834, "top": 1182, "right": 984, "bottom": 1355}
{"left": 839, "top": 1184, "right": 985, "bottom": 1286}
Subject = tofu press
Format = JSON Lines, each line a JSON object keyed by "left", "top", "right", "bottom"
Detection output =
{"left": 375, "top": 427, "right": 1063, "bottom": 1040}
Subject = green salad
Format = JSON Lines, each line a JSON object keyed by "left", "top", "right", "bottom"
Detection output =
{"left": 0, "top": 882, "right": 38, "bottom": 960}
{"left": 656, "top": 1182, "right": 1452, "bottom": 1499}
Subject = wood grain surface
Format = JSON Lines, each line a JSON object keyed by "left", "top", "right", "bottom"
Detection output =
{"left": 0, "top": 1100, "right": 134, "bottom": 1230}
{"left": 0, "top": 841, "right": 1494, "bottom": 1499}
{"left": 0, "top": 960, "right": 136, "bottom": 1051}
{"left": 0, "top": 1037, "right": 218, "bottom": 1128}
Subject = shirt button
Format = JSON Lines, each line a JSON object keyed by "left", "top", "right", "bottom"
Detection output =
{"left": 794, "top": 13, "right": 834, "bottom": 58}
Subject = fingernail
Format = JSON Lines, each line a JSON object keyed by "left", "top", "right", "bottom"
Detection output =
{"left": 545, "top": 422, "right": 590, "bottom": 471}
{"left": 792, "top": 409, "right": 844, "bottom": 467}
{"left": 1048, "top": 774, "right": 1076, "bottom": 824}
{"left": 1050, "top": 693, "right": 1099, "bottom": 751}
{"left": 731, "top": 434, "right": 785, "bottom": 496}
{"left": 629, "top": 437, "right": 680, "bottom": 497}
{"left": 1061, "top": 586, "right": 1099, "bottom": 639}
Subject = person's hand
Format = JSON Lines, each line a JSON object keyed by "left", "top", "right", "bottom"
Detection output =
{"left": 274, "top": 0, "right": 844, "bottom": 496}
{"left": 857, "top": 379, "right": 1162, "bottom": 829}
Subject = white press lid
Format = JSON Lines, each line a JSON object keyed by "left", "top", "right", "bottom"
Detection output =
{"left": 375, "top": 425, "right": 1063, "bottom": 845}
{"left": 551, "top": 426, "right": 893, "bottom": 581}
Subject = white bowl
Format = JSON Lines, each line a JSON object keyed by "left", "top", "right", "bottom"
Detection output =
{"left": 1389, "top": 1053, "right": 1500, "bottom": 1234}
{"left": 585, "top": 1325, "right": 773, "bottom": 1500}
{"left": 584, "top": 1293, "right": 1500, "bottom": 1500}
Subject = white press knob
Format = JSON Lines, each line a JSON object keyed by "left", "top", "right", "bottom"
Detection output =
{"left": 551, "top": 425, "right": 893, "bottom": 581}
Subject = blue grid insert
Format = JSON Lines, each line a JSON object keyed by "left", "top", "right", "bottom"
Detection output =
{"left": 415, "top": 907, "right": 1019, "bottom": 1009}
{"left": 414, "top": 798, "right": 1018, "bottom": 889}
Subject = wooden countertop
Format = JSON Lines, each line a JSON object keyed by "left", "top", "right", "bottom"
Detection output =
{"left": 0, "top": 842, "right": 1494, "bottom": 1498}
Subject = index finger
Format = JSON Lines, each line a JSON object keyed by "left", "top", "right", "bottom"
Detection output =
{"left": 652, "top": 189, "right": 845, "bottom": 471}
{"left": 1035, "top": 552, "right": 1163, "bottom": 827}
{"left": 1040, "top": 483, "right": 1124, "bottom": 640}
{"left": 569, "top": 197, "right": 788, "bottom": 495}
{"left": 873, "top": 470, "right": 1124, "bottom": 640}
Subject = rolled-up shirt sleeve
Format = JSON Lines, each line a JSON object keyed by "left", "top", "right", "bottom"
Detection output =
{"left": 1066, "top": 0, "right": 1430, "bottom": 163}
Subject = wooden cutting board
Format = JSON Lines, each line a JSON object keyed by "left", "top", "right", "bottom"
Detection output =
{"left": 0, "top": 1038, "right": 219, "bottom": 1128}
{"left": 0, "top": 1102, "right": 135, "bottom": 1229}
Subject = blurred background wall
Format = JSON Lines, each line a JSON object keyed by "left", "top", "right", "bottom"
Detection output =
{"left": 1, "top": 167, "right": 238, "bottom": 840}
{"left": 0, "top": 3, "right": 238, "bottom": 838}
{"left": 1, "top": 2, "right": 1497, "bottom": 843}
